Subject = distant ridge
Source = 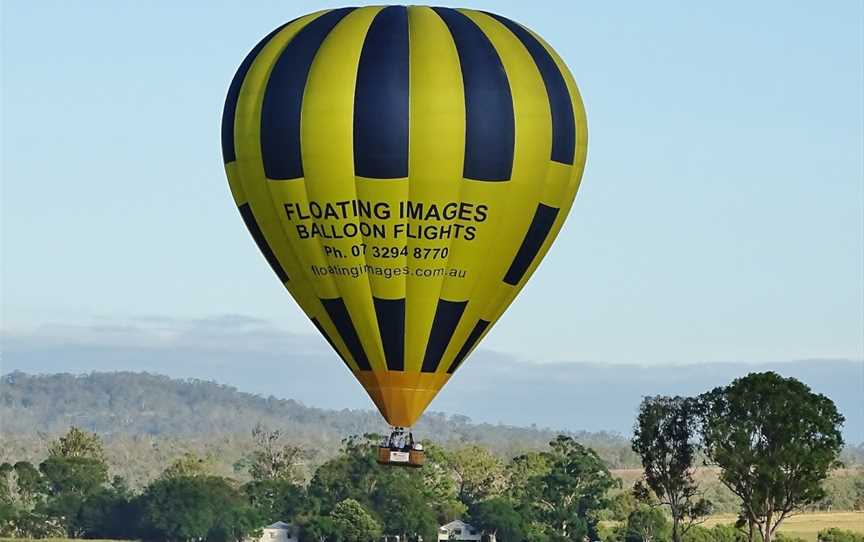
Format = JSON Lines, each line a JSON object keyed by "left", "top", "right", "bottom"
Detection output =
{"left": 0, "top": 370, "right": 636, "bottom": 465}
{"left": 4, "top": 321, "right": 861, "bottom": 442}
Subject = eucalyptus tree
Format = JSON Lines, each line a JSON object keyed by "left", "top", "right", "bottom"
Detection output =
{"left": 632, "top": 395, "right": 711, "bottom": 542}
{"left": 699, "top": 372, "right": 844, "bottom": 542}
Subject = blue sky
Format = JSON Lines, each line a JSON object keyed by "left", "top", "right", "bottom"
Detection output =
{"left": 2, "top": 1, "right": 862, "bottom": 365}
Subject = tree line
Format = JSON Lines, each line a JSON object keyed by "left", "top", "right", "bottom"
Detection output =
{"left": 0, "top": 371, "right": 859, "bottom": 542}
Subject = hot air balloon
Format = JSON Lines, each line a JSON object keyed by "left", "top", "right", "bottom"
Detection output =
{"left": 222, "top": 6, "right": 586, "bottom": 466}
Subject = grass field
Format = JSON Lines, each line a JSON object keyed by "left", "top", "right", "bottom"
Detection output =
{"left": 702, "top": 511, "right": 864, "bottom": 541}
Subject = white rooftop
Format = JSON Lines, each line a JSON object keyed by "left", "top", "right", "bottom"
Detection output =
{"left": 440, "top": 520, "right": 473, "bottom": 530}
{"left": 265, "top": 521, "right": 293, "bottom": 530}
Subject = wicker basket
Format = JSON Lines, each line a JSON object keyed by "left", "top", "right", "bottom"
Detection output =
{"left": 408, "top": 449, "right": 426, "bottom": 467}
{"left": 376, "top": 446, "right": 391, "bottom": 465}
{"left": 376, "top": 446, "right": 425, "bottom": 468}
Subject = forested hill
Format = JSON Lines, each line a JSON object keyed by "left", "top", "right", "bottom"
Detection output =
{"left": 3, "top": 371, "right": 863, "bottom": 492}
{"left": 0, "top": 371, "right": 636, "bottom": 464}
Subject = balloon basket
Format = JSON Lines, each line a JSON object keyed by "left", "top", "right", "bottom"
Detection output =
{"left": 377, "top": 427, "right": 425, "bottom": 468}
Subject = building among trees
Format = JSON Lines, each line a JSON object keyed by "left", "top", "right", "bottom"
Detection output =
{"left": 437, "top": 520, "right": 491, "bottom": 542}
{"left": 252, "top": 521, "right": 297, "bottom": 542}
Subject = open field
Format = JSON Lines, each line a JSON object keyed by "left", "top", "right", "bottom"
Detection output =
{"left": 599, "top": 512, "right": 863, "bottom": 541}
{"left": 702, "top": 511, "right": 864, "bottom": 541}
{"left": 611, "top": 467, "right": 864, "bottom": 484}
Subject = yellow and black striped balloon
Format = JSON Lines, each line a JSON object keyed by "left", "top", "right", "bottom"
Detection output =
{"left": 222, "top": 6, "right": 587, "bottom": 427}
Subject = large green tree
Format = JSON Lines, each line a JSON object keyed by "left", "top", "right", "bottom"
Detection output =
{"left": 39, "top": 456, "right": 108, "bottom": 497}
{"left": 243, "top": 425, "right": 311, "bottom": 525}
{"left": 505, "top": 451, "right": 551, "bottom": 502}
{"left": 74, "top": 478, "right": 137, "bottom": 540}
{"left": 0, "top": 461, "right": 54, "bottom": 538}
{"left": 632, "top": 396, "right": 711, "bottom": 542}
{"left": 38, "top": 455, "right": 109, "bottom": 537}
{"left": 36, "top": 426, "right": 112, "bottom": 536}
{"left": 371, "top": 468, "right": 439, "bottom": 541}
{"left": 1, "top": 462, "right": 39, "bottom": 507}
{"left": 248, "top": 423, "right": 306, "bottom": 483}
{"left": 244, "top": 478, "right": 308, "bottom": 525}
{"left": 48, "top": 426, "right": 106, "bottom": 461}
{"left": 0, "top": 464, "right": 20, "bottom": 536}
{"left": 623, "top": 505, "right": 670, "bottom": 542}
{"left": 11, "top": 462, "right": 44, "bottom": 508}
{"left": 308, "top": 435, "right": 380, "bottom": 513}
{"left": 447, "top": 445, "right": 506, "bottom": 507}
{"left": 699, "top": 372, "right": 845, "bottom": 542}
{"left": 139, "top": 475, "right": 261, "bottom": 542}
{"left": 469, "top": 497, "right": 526, "bottom": 542}
{"left": 419, "top": 443, "right": 465, "bottom": 523}
{"left": 504, "top": 449, "right": 555, "bottom": 540}
{"left": 303, "top": 515, "right": 337, "bottom": 542}
{"left": 522, "top": 436, "right": 618, "bottom": 541}
{"left": 160, "top": 452, "right": 214, "bottom": 480}
{"left": 330, "top": 498, "right": 382, "bottom": 542}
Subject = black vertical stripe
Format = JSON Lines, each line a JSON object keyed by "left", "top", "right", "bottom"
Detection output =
{"left": 238, "top": 203, "right": 289, "bottom": 283}
{"left": 447, "top": 319, "right": 490, "bottom": 374}
{"left": 354, "top": 6, "right": 409, "bottom": 179}
{"left": 260, "top": 8, "right": 354, "bottom": 180}
{"left": 485, "top": 12, "right": 575, "bottom": 165}
{"left": 421, "top": 299, "right": 468, "bottom": 372}
{"left": 311, "top": 317, "right": 351, "bottom": 369}
{"left": 222, "top": 21, "right": 294, "bottom": 164}
{"left": 374, "top": 297, "right": 406, "bottom": 371}
{"left": 320, "top": 297, "right": 372, "bottom": 371}
{"left": 503, "top": 203, "right": 559, "bottom": 285}
{"left": 433, "top": 7, "right": 514, "bottom": 182}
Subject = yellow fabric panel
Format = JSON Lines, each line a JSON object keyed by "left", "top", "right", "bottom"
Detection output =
{"left": 299, "top": 7, "right": 387, "bottom": 372}
{"left": 435, "top": 9, "right": 552, "bottom": 372}
{"left": 353, "top": 177, "right": 409, "bottom": 300}
{"left": 356, "top": 371, "right": 450, "bottom": 427}
{"left": 403, "top": 6, "right": 465, "bottom": 373}
{"left": 266, "top": 179, "right": 339, "bottom": 299}
{"left": 230, "top": 11, "right": 364, "bottom": 372}
{"left": 225, "top": 162, "right": 246, "bottom": 205}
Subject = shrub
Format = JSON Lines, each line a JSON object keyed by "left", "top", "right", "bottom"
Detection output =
{"left": 818, "top": 528, "right": 864, "bottom": 542}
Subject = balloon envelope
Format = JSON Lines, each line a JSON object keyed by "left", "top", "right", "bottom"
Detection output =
{"left": 222, "top": 6, "right": 587, "bottom": 427}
